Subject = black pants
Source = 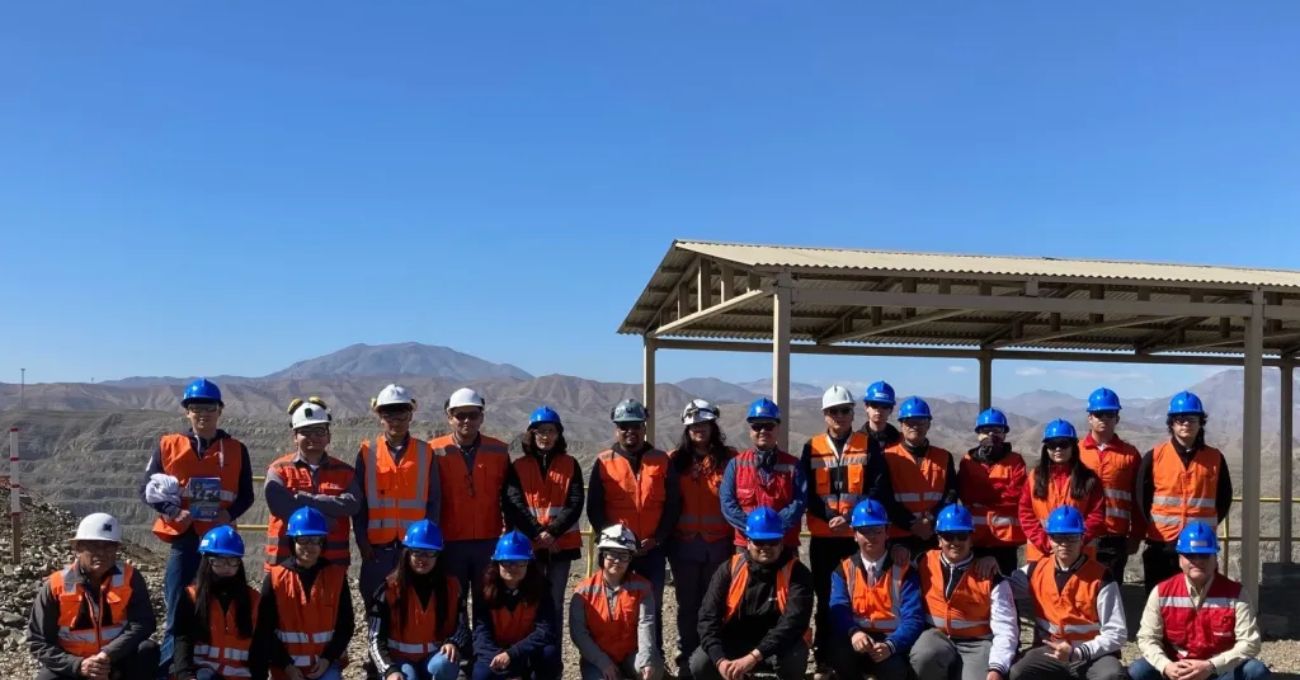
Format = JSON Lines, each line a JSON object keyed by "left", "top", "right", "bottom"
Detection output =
{"left": 37, "top": 639, "right": 160, "bottom": 680}
{"left": 809, "top": 536, "right": 858, "bottom": 663}
{"left": 1009, "top": 646, "right": 1125, "bottom": 680}
{"left": 1143, "top": 540, "right": 1180, "bottom": 592}
{"left": 1094, "top": 535, "right": 1130, "bottom": 583}
{"left": 973, "top": 546, "right": 1020, "bottom": 576}
{"left": 688, "top": 641, "right": 809, "bottom": 680}
{"left": 827, "top": 638, "right": 910, "bottom": 680}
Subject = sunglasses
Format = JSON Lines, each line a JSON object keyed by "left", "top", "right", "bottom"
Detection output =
{"left": 938, "top": 532, "right": 971, "bottom": 543}
{"left": 976, "top": 427, "right": 1006, "bottom": 436}
{"left": 379, "top": 409, "right": 413, "bottom": 420}
{"left": 615, "top": 422, "right": 645, "bottom": 431}
{"left": 751, "top": 539, "right": 781, "bottom": 548}
{"left": 188, "top": 404, "right": 221, "bottom": 414}
{"left": 410, "top": 549, "right": 440, "bottom": 560}
{"left": 749, "top": 422, "right": 777, "bottom": 432}
{"left": 210, "top": 556, "right": 242, "bottom": 568}
{"left": 1090, "top": 411, "right": 1119, "bottom": 420}
{"left": 1048, "top": 533, "right": 1082, "bottom": 544}
{"left": 296, "top": 426, "right": 329, "bottom": 438}
{"left": 1171, "top": 415, "right": 1200, "bottom": 424}
{"left": 854, "top": 525, "right": 887, "bottom": 537}
{"left": 1044, "top": 439, "right": 1074, "bottom": 450}
{"left": 451, "top": 411, "right": 482, "bottom": 422}
{"left": 1181, "top": 553, "right": 1215, "bottom": 561}
{"left": 294, "top": 536, "right": 325, "bottom": 546}
{"left": 824, "top": 407, "right": 853, "bottom": 416}
{"left": 499, "top": 560, "right": 529, "bottom": 569}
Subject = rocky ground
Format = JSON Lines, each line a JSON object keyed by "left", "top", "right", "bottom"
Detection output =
{"left": 2, "top": 487, "right": 1298, "bottom": 679}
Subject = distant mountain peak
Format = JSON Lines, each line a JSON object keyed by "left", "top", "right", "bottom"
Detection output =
{"left": 263, "top": 342, "right": 533, "bottom": 381}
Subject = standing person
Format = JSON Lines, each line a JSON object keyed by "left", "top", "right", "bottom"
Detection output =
{"left": 859, "top": 380, "right": 902, "bottom": 449}
{"left": 588, "top": 398, "right": 680, "bottom": 652}
{"left": 140, "top": 378, "right": 254, "bottom": 673}
{"left": 882, "top": 397, "right": 957, "bottom": 556}
{"left": 666, "top": 398, "right": 733, "bottom": 679}
{"left": 720, "top": 397, "right": 806, "bottom": 549}
{"left": 502, "top": 405, "right": 585, "bottom": 626}
{"left": 1130, "top": 524, "right": 1271, "bottom": 680}
{"left": 264, "top": 398, "right": 360, "bottom": 569}
{"left": 802, "top": 384, "right": 903, "bottom": 678}
{"left": 172, "top": 526, "right": 266, "bottom": 680}
{"left": 432, "top": 387, "right": 512, "bottom": 604}
{"left": 690, "top": 507, "right": 814, "bottom": 680}
{"left": 1018, "top": 419, "right": 1105, "bottom": 563}
{"left": 908, "top": 504, "right": 1019, "bottom": 680}
{"left": 827, "top": 499, "right": 926, "bottom": 680}
{"left": 571, "top": 524, "right": 665, "bottom": 680}
{"left": 1139, "top": 391, "right": 1233, "bottom": 592}
{"left": 959, "top": 408, "right": 1028, "bottom": 575}
{"left": 28, "top": 513, "right": 159, "bottom": 680}
{"left": 1007, "top": 507, "right": 1127, "bottom": 680}
{"left": 366, "top": 520, "right": 468, "bottom": 680}
{"left": 258, "top": 507, "right": 353, "bottom": 680}
{"left": 471, "top": 531, "right": 562, "bottom": 680}
{"left": 1077, "top": 387, "right": 1143, "bottom": 583}
{"left": 355, "top": 383, "right": 440, "bottom": 680}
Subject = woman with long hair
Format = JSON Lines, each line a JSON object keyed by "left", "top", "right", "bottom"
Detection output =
{"left": 666, "top": 398, "right": 733, "bottom": 678}
{"left": 471, "top": 531, "right": 561, "bottom": 680}
{"left": 571, "top": 523, "right": 665, "bottom": 680}
{"left": 1017, "top": 419, "right": 1105, "bottom": 562}
{"left": 172, "top": 526, "right": 265, "bottom": 680}
{"left": 367, "top": 520, "right": 468, "bottom": 680}
{"left": 501, "top": 406, "right": 585, "bottom": 624}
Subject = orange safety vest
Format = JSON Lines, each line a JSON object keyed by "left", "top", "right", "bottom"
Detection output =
{"left": 513, "top": 453, "right": 582, "bottom": 552}
{"left": 839, "top": 554, "right": 908, "bottom": 635}
{"left": 488, "top": 600, "right": 538, "bottom": 648}
{"left": 671, "top": 449, "right": 731, "bottom": 543}
{"left": 730, "top": 448, "right": 801, "bottom": 546}
{"left": 724, "top": 554, "right": 811, "bottom": 644}
{"left": 574, "top": 571, "right": 652, "bottom": 663}
{"left": 883, "top": 443, "right": 951, "bottom": 539}
{"left": 1028, "top": 555, "right": 1105, "bottom": 644}
{"left": 595, "top": 447, "right": 670, "bottom": 543}
{"left": 959, "top": 451, "right": 1026, "bottom": 548}
{"left": 186, "top": 583, "right": 261, "bottom": 678}
{"left": 918, "top": 551, "right": 993, "bottom": 638}
{"left": 806, "top": 432, "right": 871, "bottom": 538}
{"left": 47, "top": 562, "right": 134, "bottom": 657}
{"left": 433, "top": 435, "right": 510, "bottom": 542}
{"left": 382, "top": 575, "right": 462, "bottom": 662}
{"left": 265, "top": 453, "right": 356, "bottom": 567}
{"left": 1078, "top": 435, "right": 1141, "bottom": 537}
{"left": 152, "top": 433, "right": 244, "bottom": 543}
{"left": 1026, "top": 468, "right": 1099, "bottom": 563}
{"left": 269, "top": 563, "right": 348, "bottom": 679}
{"left": 1147, "top": 442, "right": 1222, "bottom": 543}
{"left": 360, "top": 436, "right": 432, "bottom": 546}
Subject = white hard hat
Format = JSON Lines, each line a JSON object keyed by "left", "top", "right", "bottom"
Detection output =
{"left": 446, "top": 387, "right": 486, "bottom": 411}
{"left": 682, "top": 398, "right": 720, "bottom": 425}
{"left": 596, "top": 523, "right": 638, "bottom": 552}
{"left": 290, "top": 398, "right": 332, "bottom": 429}
{"left": 374, "top": 384, "right": 416, "bottom": 409}
{"left": 72, "top": 512, "right": 121, "bottom": 543}
{"left": 822, "top": 385, "right": 855, "bottom": 410}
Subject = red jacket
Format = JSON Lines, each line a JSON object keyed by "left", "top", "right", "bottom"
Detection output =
{"left": 1018, "top": 465, "right": 1105, "bottom": 559}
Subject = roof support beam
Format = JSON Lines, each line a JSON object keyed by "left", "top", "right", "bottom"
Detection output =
{"left": 649, "top": 255, "right": 701, "bottom": 331}
{"left": 649, "top": 287, "right": 772, "bottom": 338}
{"left": 791, "top": 288, "right": 1254, "bottom": 318}
{"left": 979, "top": 284, "right": 1083, "bottom": 345}
{"left": 1145, "top": 328, "right": 1300, "bottom": 354}
{"left": 819, "top": 308, "right": 968, "bottom": 345}
{"left": 989, "top": 315, "right": 1186, "bottom": 349}
{"left": 811, "top": 278, "right": 900, "bottom": 341}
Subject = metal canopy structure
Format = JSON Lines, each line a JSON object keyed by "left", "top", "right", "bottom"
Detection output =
{"left": 619, "top": 240, "right": 1300, "bottom": 607}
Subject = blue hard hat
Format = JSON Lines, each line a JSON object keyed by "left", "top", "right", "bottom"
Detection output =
{"left": 402, "top": 520, "right": 445, "bottom": 551}
{"left": 528, "top": 406, "right": 562, "bottom": 429}
{"left": 286, "top": 507, "right": 328, "bottom": 538}
{"left": 744, "top": 506, "right": 785, "bottom": 541}
{"left": 975, "top": 408, "right": 1009, "bottom": 432}
{"left": 897, "top": 396, "right": 932, "bottom": 421}
{"left": 1086, "top": 387, "right": 1122, "bottom": 413}
{"left": 1045, "top": 505, "right": 1086, "bottom": 535}
{"left": 492, "top": 530, "right": 534, "bottom": 561}
{"left": 1042, "top": 418, "right": 1078, "bottom": 442}
{"left": 1168, "top": 391, "right": 1206, "bottom": 417}
{"left": 198, "top": 525, "right": 244, "bottom": 557}
{"left": 849, "top": 499, "right": 889, "bottom": 529}
{"left": 935, "top": 504, "right": 975, "bottom": 533}
{"left": 746, "top": 397, "right": 781, "bottom": 423}
{"left": 182, "top": 378, "right": 223, "bottom": 407}
{"left": 863, "top": 381, "right": 897, "bottom": 406}
{"left": 1176, "top": 522, "right": 1219, "bottom": 555}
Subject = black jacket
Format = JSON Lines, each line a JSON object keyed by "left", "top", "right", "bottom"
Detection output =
{"left": 697, "top": 549, "right": 813, "bottom": 663}
{"left": 256, "top": 558, "right": 354, "bottom": 669}
{"left": 28, "top": 563, "right": 156, "bottom": 678}
{"left": 501, "top": 450, "right": 586, "bottom": 561}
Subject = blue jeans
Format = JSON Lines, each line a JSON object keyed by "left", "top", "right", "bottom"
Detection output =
{"left": 400, "top": 651, "right": 460, "bottom": 680}
{"left": 160, "top": 532, "right": 202, "bottom": 674}
{"left": 471, "top": 644, "right": 562, "bottom": 680}
{"left": 1128, "top": 658, "right": 1271, "bottom": 680}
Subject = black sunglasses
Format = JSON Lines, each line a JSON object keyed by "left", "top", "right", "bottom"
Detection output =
{"left": 615, "top": 422, "right": 645, "bottom": 431}
{"left": 824, "top": 406, "right": 853, "bottom": 416}
{"left": 749, "top": 422, "right": 777, "bottom": 432}
{"left": 751, "top": 538, "right": 781, "bottom": 547}
{"left": 938, "top": 532, "right": 971, "bottom": 543}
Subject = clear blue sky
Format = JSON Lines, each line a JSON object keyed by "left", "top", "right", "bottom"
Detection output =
{"left": 3, "top": 3, "right": 1297, "bottom": 399}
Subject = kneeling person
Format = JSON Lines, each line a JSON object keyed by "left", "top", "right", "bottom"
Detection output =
{"left": 829, "top": 499, "right": 926, "bottom": 680}
{"left": 571, "top": 524, "right": 664, "bottom": 680}
{"left": 910, "top": 504, "right": 1018, "bottom": 680}
{"left": 1130, "top": 523, "right": 1270, "bottom": 680}
{"left": 1008, "top": 506, "right": 1126, "bottom": 680}
{"left": 691, "top": 507, "right": 814, "bottom": 680}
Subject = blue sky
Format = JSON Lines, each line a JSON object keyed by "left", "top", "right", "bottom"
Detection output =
{"left": 2, "top": 3, "right": 1297, "bottom": 399}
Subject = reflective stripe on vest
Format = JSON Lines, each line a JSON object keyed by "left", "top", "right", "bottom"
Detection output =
{"left": 187, "top": 582, "right": 259, "bottom": 677}
{"left": 1078, "top": 437, "right": 1141, "bottom": 536}
{"left": 1156, "top": 572, "right": 1241, "bottom": 660}
{"left": 514, "top": 454, "right": 581, "bottom": 551}
{"left": 576, "top": 571, "right": 650, "bottom": 662}
{"left": 153, "top": 433, "right": 243, "bottom": 543}
{"left": 1028, "top": 556, "right": 1105, "bottom": 644}
{"left": 1147, "top": 442, "right": 1221, "bottom": 542}
{"left": 808, "top": 433, "right": 870, "bottom": 538}
{"left": 383, "top": 574, "right": 461, "bottom": 662}
{"left": 265, "top": 453, "right": 356, "bottom": 567}
{"left": 731, "top": 449, "right": 800, "bottom": 546}
{"left": 959, "top": 451, "right": 1027, "bottom": 547}
{"left": 270, "top": 564, "right": 346, "bottom": 670}
{"left": 673, "top": 449, "right": 731, "bottom": 542}
{"left": 919, "top": 551, "right": 993, "bottom": 638}
{"left": 596, "top": 448, "right": 670, "bottom": 543}
{"left": 363, "top": 437, "right": 430, "bottom": 544}
{"left": 50, "top": 562, "right": 133, "bottom": 656}
{"left": 883, "top": 443, "right": 951, "bottom": 539}
{"left": 843, "top": 558, "right": 905, "bottom": 633}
